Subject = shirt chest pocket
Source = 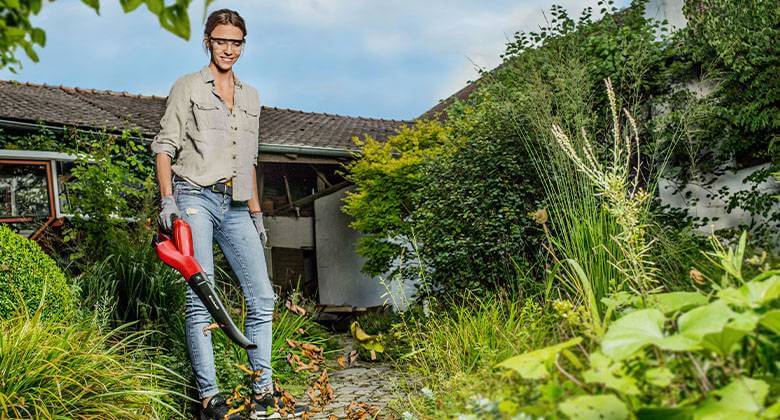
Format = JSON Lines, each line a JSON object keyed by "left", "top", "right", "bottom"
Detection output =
{"left": 191, "top": 100, "right": 226, "bottom": 132}
{"left": 239, "top": 106, "right": 260, "bottom": 134}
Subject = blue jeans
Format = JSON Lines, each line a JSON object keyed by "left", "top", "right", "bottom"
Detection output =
{"left": 173, "top": 177, "right": 274, "bottom": 399}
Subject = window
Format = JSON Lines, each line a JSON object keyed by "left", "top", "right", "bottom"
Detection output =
{"left": 0, "top": 161, "right": 53, "bottom": 223}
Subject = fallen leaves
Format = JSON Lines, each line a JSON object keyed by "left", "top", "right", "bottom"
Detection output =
{"left": 338, "top": 350, "right": 359, "bottom": 368}
{"left": 345, "top": 401, "right": 379, "bottom": 420}
{"left": 274, "top": 382, "right": 299, "bottom": 418}
{"left": 306, "top": 369, "right": 335, "bottom": 413}
{"left": 286, "top": 298, "right": 307, "bottom": 316}
{"left": 286, "top": 340, "right": 326, "bottom": 372}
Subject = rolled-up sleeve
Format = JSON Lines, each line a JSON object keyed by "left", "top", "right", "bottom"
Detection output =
{"left": 151, "top": 78, "right": 189, "bottom": 158}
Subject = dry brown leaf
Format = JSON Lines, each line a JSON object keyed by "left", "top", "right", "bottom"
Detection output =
{"left": 337, "top": 354, "right": 347, "bottom": 369}
{"left": 690, "top": 268, "right": 706, "bottom": 285}
{"left": 202, "top": 323, "right": 219, "bottom": 335}
{"left": 345, "top": 401, "right": 379, "bottom": 420}
{"left": 297, "top": 327, "right": 306, "bottom": 335}
{"left": 285, "top": 299, "right": 307, "bottom": 316}
{"left": 287, "top": 338, "right": 300, "bottom": 348}
{"left": 348, "top": 350, "right": 359, "bottom": 365}
{"left": 306, "top": 369, "right": 334, "bottom": 412}
{"left": 328, "top": 415, "right": 339, "bottom": 420}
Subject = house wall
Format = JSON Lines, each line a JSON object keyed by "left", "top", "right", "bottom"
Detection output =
{"left": 314, "top": 186, "right": 415, "bottom": 310}
{"left": 659, "top": 163, "right": 780, "bottom": 237}
{"left": 643, "top": 1, "right": 780, "bottom": 241}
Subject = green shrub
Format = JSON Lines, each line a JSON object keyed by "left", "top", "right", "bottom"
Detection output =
{"left": 414, "top": 95, "right": 544, "bottom": 294}
{"left": 0, "top": 225, "right": 75, "bottom": 321}
{"left": 495, "top": 232, "right": 780, "bottom": 418}
{"left": 0, "top": 312, "right": 186, "bottom": 419}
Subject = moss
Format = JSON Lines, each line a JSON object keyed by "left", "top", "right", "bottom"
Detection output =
{"left": 0, "top": 225, "right": 75, "bottom": 321}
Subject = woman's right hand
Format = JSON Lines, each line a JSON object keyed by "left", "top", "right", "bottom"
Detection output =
{"left": 158, "top": 195, "right": 181, "bottom": 232}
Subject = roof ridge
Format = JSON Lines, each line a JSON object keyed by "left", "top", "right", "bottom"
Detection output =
{"left": 262, "top": 104, "right": 409, "bottom": 123}
{"left": 0, "top": 79, "right": 164, "bottom": 100}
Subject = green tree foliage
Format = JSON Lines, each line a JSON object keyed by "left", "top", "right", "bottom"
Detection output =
{"left": 342, "top": 120, "right": 452, "bottom": 277}
{"left": 414, "top": 95, "right": 543, "bottom": 294}
{"left": 0, "top": 0, "right": 215, "bottom": 72}
{"left": 0, "top": 224, "right": 75, "bottom": 321}
{"left": 681, "top": 0, "right": 779, "bottom": 164}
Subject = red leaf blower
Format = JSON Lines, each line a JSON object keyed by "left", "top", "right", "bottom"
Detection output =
{"left": 152, "top": 216, "right": 257, "bottom": 349}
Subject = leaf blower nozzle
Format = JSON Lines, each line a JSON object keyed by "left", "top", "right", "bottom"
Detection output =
{"left": 152, "top": 217, "right": 257, "bottom": 349}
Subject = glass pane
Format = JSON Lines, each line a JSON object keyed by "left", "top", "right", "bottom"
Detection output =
{"left": 0, "top": 163, "right": 51, "bottom": 219}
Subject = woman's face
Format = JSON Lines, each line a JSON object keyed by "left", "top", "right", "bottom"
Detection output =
{"left": 207, "top": 24, "right": 245, "bottom": 71}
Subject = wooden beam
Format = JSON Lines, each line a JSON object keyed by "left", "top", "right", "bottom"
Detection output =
{"left": 274, "top": 181, "right": 351, "bottom": 215}
{"left": 309, "top": 164, "right": 332, "bottom": 189}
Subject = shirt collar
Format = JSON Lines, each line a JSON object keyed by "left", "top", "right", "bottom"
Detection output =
{"left": 199, "top": 65, "right": 243, "bottom": 89}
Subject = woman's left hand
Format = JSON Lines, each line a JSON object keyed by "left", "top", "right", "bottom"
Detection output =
{"left": 250, "top": 212, "right": 268, "bottom": 247}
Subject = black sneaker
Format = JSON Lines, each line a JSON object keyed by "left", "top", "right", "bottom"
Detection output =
{"left": 200, "top": 393, "right": 241, "bottom": 420}
{"left": 249, "top": 390, "right": 309, "bottom": 419}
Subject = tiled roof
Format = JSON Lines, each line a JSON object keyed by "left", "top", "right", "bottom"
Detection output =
{"left": 0, "top": 79, "right": 408, "bottom": 152}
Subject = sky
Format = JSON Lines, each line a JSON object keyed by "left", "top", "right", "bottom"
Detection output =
{"left": 0, "top": 0, "right": 630, "bottom": 121}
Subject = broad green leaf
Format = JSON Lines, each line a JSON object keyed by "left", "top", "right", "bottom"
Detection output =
{"left": 144, "top": 0, "right": 164, "bottom": 14}
{"left": 636, "top": 407, "right": 692, "bottom": 420}
{"left": 694, "top": 378, "right": 768, "bottom": 418}
{"left": 764, "top": 400, "right": 780, "bottom": 418}
{"left": 6, "top": 0, "right": 20, "bottom": 9}
{"left": 30, "top": 28, "right": 46, "bottom": 46}
{"left": 727, "top": 311, "right": 760, "bottom": 332}
{"left": 30, "top": 0, "right": 43, "bottom": 14}
{"left": 678, "top": 301, "right": 735, "bottom": 341}
{"left": 700, "top": 327, "right": 747, "bottom": 355}
{"left": 646, "top": 292, "right": 708, "bottom": 314}
{"left": 81, "top": 0, "right": 100, "bottom": 14}
{"left": 601, "top": 309, "right": 665, "bottom": 361}
{"left": 119, "top": 0, "right": 144, "bottom": 12}
{"left": 718, "top": 276, "right": 780, "bottom": 308}
{"left": 559, "top": 394, "right": 629, "bottom": 420}
{"left": 645, "top": 367, "right": 674, "bottom": 387}
{"left": 657, "top": 333, "right": 700, "bottom": 352}
{"left": 759, "top": 310, "right": 780, "bottom": 335}
{"left": 582, "top": 352, "right": 640, "bottom": 395}
{"left": 496, "top": 337, "right": 582, "bottom": 380}
{"left": 21, "top": 42, "right": 39, "bottom": 63}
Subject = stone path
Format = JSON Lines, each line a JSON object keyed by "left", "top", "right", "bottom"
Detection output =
{"left": 303, "top": 336, "right": 401, "bottom": 419}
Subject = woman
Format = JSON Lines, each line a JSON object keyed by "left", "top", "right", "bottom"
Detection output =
{"left": 151, "top": 9, "right": 301, "bottom": 420}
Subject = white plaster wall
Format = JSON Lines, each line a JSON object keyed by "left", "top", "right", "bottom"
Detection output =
{"left": 314, "top": 186, "right": 416, "bottom": 310}
{"left": 645, "top": 0, "right": 687, "bottom": 30}
{"left": 659, "top": 163, "right": 780, "bottom": 236}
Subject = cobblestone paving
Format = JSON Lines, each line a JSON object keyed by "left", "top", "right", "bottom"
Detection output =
{"left": 304, "top": 336, "right": 401, "bottom": 419}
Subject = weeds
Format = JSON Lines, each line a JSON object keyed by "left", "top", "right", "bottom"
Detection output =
{"left": 0, "top": 311, "right": 188, "bottom": 419}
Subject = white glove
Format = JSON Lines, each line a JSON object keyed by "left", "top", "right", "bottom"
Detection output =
{"left": 250, "top": 212, "right": 268, "bottom": 247}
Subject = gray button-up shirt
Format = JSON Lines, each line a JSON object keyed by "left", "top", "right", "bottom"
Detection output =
{"left": 151, "top": 65, "right": 261, "bottom": 201}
